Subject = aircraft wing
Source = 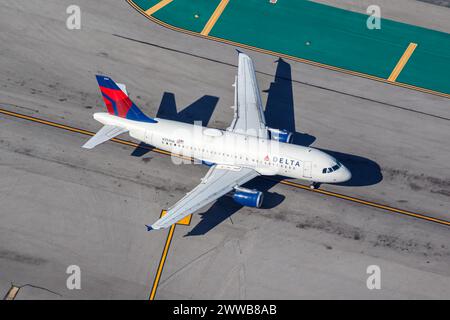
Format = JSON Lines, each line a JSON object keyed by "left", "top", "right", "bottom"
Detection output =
{"left": 82, "top": 125, "right": 128, "bottom": 149}
{"left": 147, "top": 165, "right": 259, "bottom": 230}
{"left": 227, "top": 52, "right": 269, "bottom": 139}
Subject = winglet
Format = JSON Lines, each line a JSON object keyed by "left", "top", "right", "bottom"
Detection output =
{"left": 145, "top": 224, "right": 154, "bottom": 232}
{"left": 235, "top": 48, "right": 242, "bottom": 54}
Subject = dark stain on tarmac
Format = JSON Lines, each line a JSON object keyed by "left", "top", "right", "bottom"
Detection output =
{"left": 0, "top": 249, "right": 47, "bottom": 266}
{"left": 295, "top": 217, "right": 365, "bottom": 242}
{"left": 293, "top": 214, "right": 449, "bottom": 258}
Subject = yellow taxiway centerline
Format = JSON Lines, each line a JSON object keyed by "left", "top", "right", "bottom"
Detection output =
{"left": 1, "top": 107, "right": 448, "bottom": 227}
{"left": 388, "top": 43, "right": 418, "bottom": 82}
{"left": 149, "top": 210, "right": 192, "bottom": 300}
{"left": 276, "top": 179, "right": 450, "bottom": 226}
{"left": 149, "top": 224, "right": 175, "bottom": 300}
{"left": 201, "top": 0, "right": 230, "bottom": 36}
{"left": 145, "top": 0, "right": 173, "bottom": 16}
{"left": 1, "top": 106, "right": 449, "bottom": 301}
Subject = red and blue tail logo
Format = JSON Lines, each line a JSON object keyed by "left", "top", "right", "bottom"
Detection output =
{"left": 95, "top": 75, "right": 157, "bottom": 123}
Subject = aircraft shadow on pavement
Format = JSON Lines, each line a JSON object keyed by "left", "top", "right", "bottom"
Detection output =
{"left": 185, "top": 176, "right": 285, "bottom": 236}
{"left": 131, "top": 93, "right": 219, "bottom": 157}
{"left": 320, "top": 149, "right": 382, "bottom": 187}
{"left": 265, "top": 57, "right": 382, "bottom": 187}
{"left": 187, "top": 57, "right": 382, "bottom": 235}
{"left": 264, "top": 58, "right": 316, "bottom": 147}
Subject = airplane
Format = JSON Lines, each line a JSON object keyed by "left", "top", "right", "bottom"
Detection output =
{"left": 82, "top": 52, "right": 351, "bottom": 231}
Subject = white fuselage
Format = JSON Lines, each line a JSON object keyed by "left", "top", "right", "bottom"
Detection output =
{"left": 94, "top": 113, "right": 351, "bottom": 184}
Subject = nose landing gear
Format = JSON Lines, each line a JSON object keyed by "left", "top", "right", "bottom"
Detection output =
{"left": 309, "top": 182, "right": 320, "bottom": 189}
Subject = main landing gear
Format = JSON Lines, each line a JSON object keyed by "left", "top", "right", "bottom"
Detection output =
{"left": 309, "top": 182, "right": 320, "bottom": 189}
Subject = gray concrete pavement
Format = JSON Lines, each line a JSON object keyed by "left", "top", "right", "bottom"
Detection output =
{"left": 0, "top": 0, "right": 449, "bottom": 299}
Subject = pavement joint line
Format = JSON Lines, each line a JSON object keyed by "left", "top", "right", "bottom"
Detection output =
{"left": 127, "top": 0, "right": 450, "bottom": 100}
{"left": 1, "top": 106, "right": 448, "bottom": 228}
{"left": 201, "top": 0, "right": 230, "bottom": 36}
{"left": 145, "top": 0, "right": 173, "bottom": 16}
{"left": 3, "top": 285, "right": 20, "bottom": 300}
{"left": 388, "top": 43, "right": 418, "bottom": 82}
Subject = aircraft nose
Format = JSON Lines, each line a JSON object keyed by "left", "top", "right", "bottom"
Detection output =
{"left": 340, "top": 166, "right": 352, "bottom": 182}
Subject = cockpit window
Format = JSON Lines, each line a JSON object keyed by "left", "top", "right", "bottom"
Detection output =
{"left": 322, "top": 162, "right": 342, "bottom": 174}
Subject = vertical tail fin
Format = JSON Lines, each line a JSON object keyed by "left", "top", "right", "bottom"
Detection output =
{"left": 95, "top": 75, "right": 157, "bottom": 123}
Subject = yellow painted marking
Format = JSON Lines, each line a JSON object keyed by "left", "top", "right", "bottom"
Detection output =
{"left": 0, "top": 108, "right": 190, "bottom": 160}
{"left": 275, "top": 179, "right": 450, "bottom": 226}
{"left": 160, "top": 209, "right": 192, "bottom": 226}
{"left": 1, "top": 107, "right": 449, "bottom": 227}
{"left": 1, "top": 107, "right": 448, "bottom": 227}
{"left": 176, "top": 215, "right": 192, "bottom": 225}
{"left": 149, "top": 224, "right": 175, "bottom": 300}
{"left": 145, "top": 0, "right": 173, "bottom": 16}
{"left": 4, "top": 286, "right": 19, "bottom": 300}
{"left": 127, "top": 0, "right": 450, "bottom": 100}
{"left": 201, "top": 0, "right": 230, "bottom": 36}
{"left": 149, "top": 211, "right": 192, "bottom": 300}
{"left": 1, "top": 106, "right": 449, "bottom": 301}
{"left": 388, "top": 43, "right": 418, "bottom": 82}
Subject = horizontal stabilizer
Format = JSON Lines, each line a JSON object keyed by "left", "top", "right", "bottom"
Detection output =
{"left": 82, "top": 125, "right": 128, "bottom": 149}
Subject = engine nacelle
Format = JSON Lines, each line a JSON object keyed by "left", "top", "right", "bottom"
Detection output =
{"left": 268, "top": 128, "right": 293, "bottom": 143}
{"left": 232, "top": 187, "right": 263, "bottom": 208}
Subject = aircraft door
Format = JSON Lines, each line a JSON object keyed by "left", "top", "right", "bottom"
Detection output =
{"left": 303, "top": 161, "right": 312, "bottom": 178}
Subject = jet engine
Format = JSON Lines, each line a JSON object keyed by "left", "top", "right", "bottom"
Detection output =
{"left": 268, "top": 128, "right": 293, "bottom": 143}
{"left": 232, "top": 187, "right": 264, "bottom": 208}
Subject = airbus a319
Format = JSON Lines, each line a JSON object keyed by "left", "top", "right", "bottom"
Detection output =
{"left": 82, "top": 52, "right": 351, "bottom": 230}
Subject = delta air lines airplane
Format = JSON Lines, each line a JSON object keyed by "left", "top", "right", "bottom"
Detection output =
{"left": 82, "top": 52, "right": 351, "bottom": 230}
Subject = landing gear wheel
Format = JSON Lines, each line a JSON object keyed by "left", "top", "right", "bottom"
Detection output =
{"left": 310, "top": 182, "right": 320, "bottom": 189}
